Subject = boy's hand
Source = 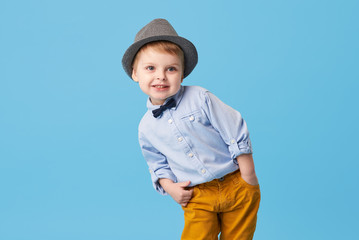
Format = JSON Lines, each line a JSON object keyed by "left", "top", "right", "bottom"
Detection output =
{"left": 237, "top": 154, "right": 259, "bottom": 186}
{"left": 159, "top": 179, "right": 194, "bottom": 207}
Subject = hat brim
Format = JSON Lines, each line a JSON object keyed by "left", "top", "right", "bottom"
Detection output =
{"left": 122, "top": 35, "right": 198, "bottom": 80}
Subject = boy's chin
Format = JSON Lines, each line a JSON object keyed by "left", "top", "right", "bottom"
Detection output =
{"left": 150, "top": 98, "right": 166, "bottom": 106}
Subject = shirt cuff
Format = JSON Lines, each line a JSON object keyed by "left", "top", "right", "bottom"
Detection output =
{"left": 149, "top": 168, "right": 177, "bottom": 195}
{"left": 228, "top": 138, "right": 253, "bottom": 159}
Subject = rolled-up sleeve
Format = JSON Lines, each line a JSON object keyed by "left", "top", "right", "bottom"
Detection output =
{"left": 139, "top": 132, "right": 177, "bottom": 195}
{"left": 201, "top": 91, "right": 253, "bottom": 159}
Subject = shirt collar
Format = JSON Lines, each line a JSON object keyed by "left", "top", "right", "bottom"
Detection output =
{"left": 146, "top": 85, "right": 185, "bottom": 111}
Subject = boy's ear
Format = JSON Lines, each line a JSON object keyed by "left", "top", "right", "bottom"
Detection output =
{"left": 132, "top": 69, "right": 139, "bottom": 82}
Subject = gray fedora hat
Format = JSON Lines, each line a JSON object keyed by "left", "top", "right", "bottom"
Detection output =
{"left": 122, "top": 18, "right": 198, "bottom": 80}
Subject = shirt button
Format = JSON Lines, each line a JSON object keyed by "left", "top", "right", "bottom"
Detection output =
{"left": 168, "top": 119, "right": 173, "bottom": 124}
{"left": 201, "top": 169, "right": 206, "bottom": 174}
{"left": 189, "top": 116, "right": 194, "bottom": 121}
{"left": 149, "top": 169, "right": 153, "bottom": 173}
{"left": 178, "top": 137, "right": 183, "bottom": 142}
{"left": 231, "top": 139, "right": 236, "bottom": 144}
{"left": 188, "top": 153, "right": 194, "bottom": 158}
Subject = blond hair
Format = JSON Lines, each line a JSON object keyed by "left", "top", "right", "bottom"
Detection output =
{"left": 132, "top": 41, "right": 185, "bottom": 72}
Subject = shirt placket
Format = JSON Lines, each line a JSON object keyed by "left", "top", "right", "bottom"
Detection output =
{"left": 166, "top": 110, "right": 211, "bottom": 179}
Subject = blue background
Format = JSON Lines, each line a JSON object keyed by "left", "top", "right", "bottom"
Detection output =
{"left": 1, "top": 0, "right": 358, "bottom": 239}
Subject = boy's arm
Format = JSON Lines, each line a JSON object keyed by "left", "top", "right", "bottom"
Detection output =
{"left": 200, "top": 91, "right": 257, "bottom": 185}
{"left": 201, "top": 91, "right": 252, "bottom": 160}
{"left": 139, "top": 132, "right": 178, "bottom": 195}
{"left": 159, "top": 178, "right": 194, "bottom": 207}
{"left": 237, "top": 154, "right": 259, "bottom": 185}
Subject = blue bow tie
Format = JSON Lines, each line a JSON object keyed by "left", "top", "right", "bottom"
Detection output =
{"left": 152, "top": 98, "right": 176, "bottom": 118}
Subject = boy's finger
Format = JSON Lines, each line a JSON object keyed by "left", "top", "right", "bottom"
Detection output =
{"left": 184, "top": 191, "right": 193, "bottom": 199}
{"left": 179, "top": 181, "right": 191, "bottom": 187}
{"left": 184, "top": 188, "right": 194, "bottom": 196}
{"left": 185, "top": 189, "right": 193, "bottom": 197}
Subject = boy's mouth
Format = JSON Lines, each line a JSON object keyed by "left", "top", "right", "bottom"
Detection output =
{"left": 152, "top": 85, "right": 169, "bottom": 89}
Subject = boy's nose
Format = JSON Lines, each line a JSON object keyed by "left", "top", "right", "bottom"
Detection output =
{"left": 156, "top": 74, "right": 166, "bottom": 80}
{"left": 156, "top": 71, "right": 166, "bottom": 80}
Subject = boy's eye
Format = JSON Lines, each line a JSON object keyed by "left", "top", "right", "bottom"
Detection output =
{"left": 146, "top": 66, "right": 155, "bottom": 71}
{"left": 168, "top": 67, "right": 176, "bottom": 72}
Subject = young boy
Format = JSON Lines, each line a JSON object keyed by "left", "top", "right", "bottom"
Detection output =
{"left": 122, "top": 18, "right": 260, "bottom": 240}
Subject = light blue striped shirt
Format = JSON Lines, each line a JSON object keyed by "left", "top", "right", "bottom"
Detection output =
{"left": 138, "top": 85, "right": 252, "bottom": 195}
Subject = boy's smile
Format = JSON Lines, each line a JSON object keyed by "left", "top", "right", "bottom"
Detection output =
{"left": 132, "top": 47, "right": 184, "bottom": 105}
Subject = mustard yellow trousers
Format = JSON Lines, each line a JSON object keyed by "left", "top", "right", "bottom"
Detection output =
{"left": 181, "top": 170, "right": 261, "bottom": 240}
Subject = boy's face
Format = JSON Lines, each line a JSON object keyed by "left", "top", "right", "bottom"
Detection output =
{"left": 132, "top": 47, "right": 184, "bottom": 105}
